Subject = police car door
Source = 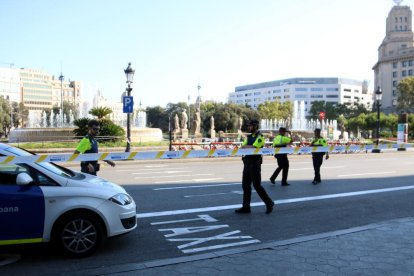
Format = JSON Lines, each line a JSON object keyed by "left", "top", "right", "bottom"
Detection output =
{"left": 0, "top": 163, "right": 45, "bottom": 245}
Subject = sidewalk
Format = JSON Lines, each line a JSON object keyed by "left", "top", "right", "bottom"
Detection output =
{"left": 80, "top": 217, "right": 414, "bottom": 275}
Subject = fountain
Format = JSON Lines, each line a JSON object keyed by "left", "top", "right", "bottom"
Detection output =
{"left": 9, "top": 109, "right": 76, "bottom": 143}
{"left": 261, "top": 100, "right": 340, "bottom": 140}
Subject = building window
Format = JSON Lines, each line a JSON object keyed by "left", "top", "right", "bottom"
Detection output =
{"left": 392, "top": 99, "right": 397, "bottom": 106}
{"left": 310, "top": 94, "right": 323, "bottom": 98}
{"left": 402, "top": 61, "right": 408, "bottom": 67}
{"left": 409, "top": 69, "right": 413, "bottom": 76}
{"left": 403, "top": 70, "right": 407, "bottom": 77}
{"left": 344, "top": 89, "right": 351, "bottom": 92}
{"left": 326, "top": 95, "right": 339, "bottom": 98}
{"left": 393, "top": 90, "right": 397, "bottom": 96}
{"left": 295, "top": 88, "right": 308, "bottom": 92}
{"left": 393, "top": 80, "right": 398, "bottom": 87}
{"left": 393, "top": 62, "right": 398, "bottom": 68}
{"left": 284, "top": 95, "right": 290, "bottom": 99}
{"left": 310, "top": 88, "right": 323, "bottom": 91}
{"left": 393, "top": 71, "right": 398, "bottom": 78}
{"left": 326, "top": 88, "right": 339, "bottom": 92}
{"left": 254, "top": 91, "right": 261, "bottom": 95}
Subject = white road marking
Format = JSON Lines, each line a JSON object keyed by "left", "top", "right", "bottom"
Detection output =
{"left": 154, "top": 178, "right": 224, "bottom": 184}
{"left": 184, "top": 191, "right": 244, "bottom": 198}
{"left": 151, "top": 215, "right": 218, "bottom": 225}
{"left": 116, "top": 166, "right": 188, "bottom": 172}
{"left": 137, "top": 184, "right": 414, "bottom": 218}
{"left": 132, "top": 170, "right": 191, "bottom": 175}
{"left": 154, "top": 182, "right": 240, "bottom": 190}
{"left": 182, "top": 239, "right": 260, "bottom": 253}
{"left": 136, "top": 174, "right": 212, "bottom": 179}
{"left": 337, "top": 171, "right": 395, "bottom": 177}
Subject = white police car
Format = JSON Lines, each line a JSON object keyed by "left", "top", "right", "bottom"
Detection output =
{"left": 0, "top": 143, "right": 137, "bottom": 257}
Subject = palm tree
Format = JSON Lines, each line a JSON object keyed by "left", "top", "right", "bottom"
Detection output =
{"left": 89, "top": 107, "right": 112, "bottom": 119}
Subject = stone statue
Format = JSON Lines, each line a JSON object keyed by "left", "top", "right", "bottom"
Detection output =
{"left": 238, "top": 117, "right": 243, "bottom": 130}
{"left": 174, "top": 114, "right": 180, "bottom": 131}
{"left": 181, "top": 110, "right": 188, "bottom": 130}
{"left": 195, "top": 108, "right": 201, "bottom": 134}
{"left": 210, "top": 116, "right": 215, "bottom": 130}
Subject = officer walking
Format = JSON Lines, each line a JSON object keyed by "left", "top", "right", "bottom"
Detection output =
{"left": 74, "top": 120, "right": 115, "bottom": 175}
{"left": 235, "top": 119, "right": 274, "bottom": 214}
{"left": 269, "top": 127, "right": 292, "bottom": 186}
{"left": 310, "top": 128, "right": 329, "bottom": 184}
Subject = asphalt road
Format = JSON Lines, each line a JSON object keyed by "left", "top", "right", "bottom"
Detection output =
{"left": 2, "top": 151, "right": 414, "bottom": 275}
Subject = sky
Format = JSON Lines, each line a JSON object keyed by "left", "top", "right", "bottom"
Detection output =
{"left": 0, "top": 0, "right": 408, "bottom": 108}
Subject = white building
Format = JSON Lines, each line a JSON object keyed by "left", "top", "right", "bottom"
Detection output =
{"left": 228, "top": 77, "right": 373, "bottom": 115}
{"left": 373, "top": 1, "right": 414, "bottom": 112}
{"left": 0, "top": 67, "right": 20, "bottom": 103}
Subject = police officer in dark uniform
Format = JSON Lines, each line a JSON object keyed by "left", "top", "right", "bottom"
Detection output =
{"left": 235, "top": 119, "right": 275, "bottom": 214}
{"left": 74, "top": 120, "right": 115, "bottom": 175}
{"left": 310, "top": 128, "right": 329, "bottom": 184}
{"left": 270, "top": 127, "right": 293, "bottom": 186}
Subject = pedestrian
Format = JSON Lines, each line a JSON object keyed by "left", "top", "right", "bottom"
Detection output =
{"left": 310, "top": 128, "right": 329, "bottom": 184}
{"left": 235, "top": 119, "right": 274, "bottom": 214}
{"left": 269, "top": 127, "right": 293, "bottom": 186}
{"left": 74, "top": 120, "right": 115, "bottom": 175}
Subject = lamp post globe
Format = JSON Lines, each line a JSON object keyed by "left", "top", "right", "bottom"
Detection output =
{"left": 373, "top": 86, "right": 382, "bottom": 153}
{"left": 124, "top": 63, "right": 135, "bottom": 152}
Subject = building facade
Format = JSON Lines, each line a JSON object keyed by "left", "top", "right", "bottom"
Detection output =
{"left": 20, "top": 68, "right": 81, "bottom": 111}
{"left": 373, "top": 2, "right": 414, "bottom": 112}
{"left": 228, "top": 77, "right": 372, "bottom": 114}
{"left": 0, "top": 67, "right": 20, "bottom": 103}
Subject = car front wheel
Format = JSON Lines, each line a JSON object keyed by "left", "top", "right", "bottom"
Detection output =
{"left": 53, "top": 213, "right": 105, "bottom": 258}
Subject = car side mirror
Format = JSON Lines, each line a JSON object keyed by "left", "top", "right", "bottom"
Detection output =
{"left": 16, "top": 172, "right": 34, "bottom": 186}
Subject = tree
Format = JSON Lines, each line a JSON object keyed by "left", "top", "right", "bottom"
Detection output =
{"left": 257, "top": 101, "right": 292, "bottom": 122}
{"left": 307, "top": 101, "right": 337, "bottom": 121}
{"left": 397, "top": 76, "right": 414, "bottom": 111}
{"left": 16, "top": 102, "right": 29, "bottom": 128}
{"left": 89, "top": 107, "right": 113, "bottom": 119}
{"left": 146, "top": 106, "right": 168, "bottom": 131}
{"left": 0, "top": 96, "right": 12, "bottom": 137}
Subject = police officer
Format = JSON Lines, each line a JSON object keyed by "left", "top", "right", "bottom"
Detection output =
{"left": 310, "top": 128, "right": 329, "bottom": 184}
{"left": 270, "top": 127, "right": 292, "bottom": 186}
{"left": 235, "top": 119, "right": 274, "bottom": 214}
{"left": 74, "top": 120, "right": 115, "bottom": 175}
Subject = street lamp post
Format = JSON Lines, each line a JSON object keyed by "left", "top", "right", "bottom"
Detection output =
{"left": 59, "top": 73, "right": 64, "bottom": 127}
{"left": 124, "top": 63, "right": 135, "bottom": 152}
{"left": 168, "top": 113, "right": 172, "bottom": 151}
{"left": 372, "top": 86, "right": 383, "bottom": 153}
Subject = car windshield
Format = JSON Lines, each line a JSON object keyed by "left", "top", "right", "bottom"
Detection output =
{"left": 4, "top": 146, "right": 75, "bottom": 178}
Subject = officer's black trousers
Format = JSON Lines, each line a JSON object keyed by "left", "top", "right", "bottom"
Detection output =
{"left": 242, "top": 161, "right": 272, "bottom": 208}
{"left": 270, "top": 154, "right": 289, "bottom": 184}
{"left": 312, "top": 153, "right": 324, "bottom": 182}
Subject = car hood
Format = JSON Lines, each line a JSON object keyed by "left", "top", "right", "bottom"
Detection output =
{"left": 66, "top": 174, "right": 127, "bottom": 195}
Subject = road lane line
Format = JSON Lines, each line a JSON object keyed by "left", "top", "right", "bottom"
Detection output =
{"left": 117, "top": 167, "right": 187, "bottom": 172}
{"left": 136, "top": 174, "right": 212, "bottom": 179}
{"left": 132, "top": 170, "right": 192, "bottom": 175}
{"left": 154, "top": 183, "right": 241, "bottom": 190}
{"left": 155, "top": 178, "right": 224, "bottom": 184}
{"left": 337, "top": 171, "right": 395, "bottom": 177}
{"left": 184, "top": 191, "right": 243, "bottom": 198}
{"left": 137, "top": 184, "right": 414, "bottom": 218}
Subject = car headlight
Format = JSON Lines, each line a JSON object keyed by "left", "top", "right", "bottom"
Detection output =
{"left": 109, "top": 193, "right": 133, "bottom": 206}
